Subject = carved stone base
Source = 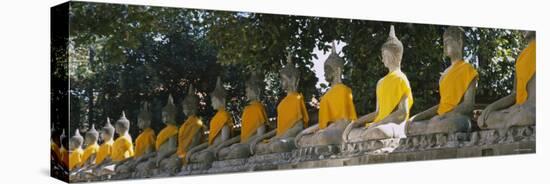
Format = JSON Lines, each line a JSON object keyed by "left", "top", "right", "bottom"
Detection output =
{"left": 76, "top": 125, "right": 535, "bottom": 182}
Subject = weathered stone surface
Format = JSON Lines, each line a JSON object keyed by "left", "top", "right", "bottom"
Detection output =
{"left": 71, "top": 125, "right": 535, "bottom": 182}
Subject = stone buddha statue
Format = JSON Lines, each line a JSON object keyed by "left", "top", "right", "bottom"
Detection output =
{"left": 295, "top": 41, "right": 357, "bottom": 151}
{"left": 90, "top": 118, "right": 115, "bottom": 172}
{"left": 186, "top": 78, "right": 233, "bottom": 164}
{"left": 216, "top": 72, "right": 268, "bottom": 160}
{"left": 81, "top": 124, "right": 100, "bottom": 168}
{"left": 477, "top": 31, "right": 536, "bottom": 130}
{"left": 176, "top": 85, "right": 206, "bottom": 163}
{"left": 406, "top": 26, "right": 478, "bottom": 139}
{"left": 148, "top": 94, "right": 181, "bottom": 175}
{"left": 117, "top": 103, "right": 157, "bottom": 176}
{"left": 68, "top": 129, "right": 84, "bottom": 171}
{"left": 59, "top": 129, "right": 69, "bottom": 168}
{"left": 343, "top": 25, "right": 413, "bottom": 144}
{"left": 112, "top": 112, "right": 135, "bottom": 172}
{"left": 251, "top": 53, "right": 309, "bottom": 155}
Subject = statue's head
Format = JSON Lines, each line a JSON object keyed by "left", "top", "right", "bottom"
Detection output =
{"left": 69, "top": 129, "right": 83, "bottom": 150}
{"left": 381, "top": 25, "right": 403, "bottom": 70}
{"left": 524, "top": 31, "right": 536, "bottom": 41}
{"left": 137, "top": 102, "right": 152, "bottom": 130}
{"left": 102, "top": 118, "right": 115, "bottom": 141}
{"left": 162, "top": 94, "right": 177, "bottom": 125}
{"left": 183, "top": 84, "right": 199, "bottom": 116}
{"left": 84, "top": 124, "right": 99, "bottom": 145}
{"left": 324, "top": 42, "right": 345, "bottom": 85}
{"left": 245, "top": 72, "right": 263, "bottom": 101}
{"left": 115, "top": 111, "right": 130, "bottom": 135}
{"left": 60, "top": 129, "right": 68, "bottom": 149}
{"left": 443, "top": 26, "right": 465, "bottom": 60}
{"left": 280, "top": 53, "right": 300, "bottom": 93}
{"left": 210, "top": 77, "right": 226, "bottom": 110}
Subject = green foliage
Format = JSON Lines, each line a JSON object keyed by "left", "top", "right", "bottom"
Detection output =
{"left": 64, "top": 2, "right": 528, "bottom": 135}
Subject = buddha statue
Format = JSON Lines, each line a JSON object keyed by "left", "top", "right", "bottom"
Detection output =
{"left": 216, "top": 72, "right": 268, "bottom": 160}
{"left": 68, "top": 129, "right": 84, "bottom": 171}
{"left": 176, "top": 85, "right": 206, "bottom": 163}
{"left": 343, "top": 25, "right": 414, "bottom": 144}
{"left": 112, "top": 111, "right": 135, "bottom": 172}
{"left": 90, "top": 118, "right": 115, "bottom": 172}
{"left": 477, "top": 31, "right": 536, "bottom": 130}
{"left": 405, "top": 27, "right": 478, "bottom": 141}
{"left": 117, "top": 103, "right": 157, "bottom": 176}
{"left": 80, "top": 124, "right": 100, "bottom": 168}
{"left": 149, "top": 94, "right": 181, "bottom": 175}
{"left": 186, "top": 78, "right": 233, "bottom": 164}
{"left": 251, "top": 53, "right": 309, "bottom": 155}
{"left": 59, "top": 129, "right": 69, "bottom": 168}
{"left": 295, "top": 41, "right": 357, "bottom": 151}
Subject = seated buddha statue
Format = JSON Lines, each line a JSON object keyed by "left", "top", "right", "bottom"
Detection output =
{"left": 295, "top": 41, "right": 358, "bottom": 150}
{"left": 406, "top": 27, "right": 478, "bottom": 139}
{"left": 147, "top": 95, "right": 181, "bottom": 175}
{"left": 251, "top": 53, "right": 309, "bottom": 155}
{"left": 59, "top": 129, "right": 69, "bottom": 169}
{"left": 112, "top": 112, "right": 135, "bottom": 172}
{"left": 176, "top": 85, "right": 206, "bottom": 163}
{"left": 90, "top": 118, "right": 115, "bottom": 173}
{"left": 186, "top": 78, "right": 234, "bottom": 164}
{"left": 80, "top": 124, "right": 100, "bottom": 169}
{"left": 343, "top": 25, "right": 414, "bottom": 143}
{"left": 217, "top": 72, "right": 268, "bottom": 160}
{"left": 477, "top": 31, "right": 536, "bottom": 130}
{"left": 68, "top": 129, "right": 84, "bottom": 172}
{"left": 117, "top": 103, "right": 157, "bottom": 176}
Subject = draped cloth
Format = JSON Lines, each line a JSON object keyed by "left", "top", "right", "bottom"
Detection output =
{"left": 515, "top": 40, "right": 536, "bottom": 105}
{"left": 240, "top": 101, "right": 268, "bottom": 143}
{"left": 437, "top": 60, "right": 478, "bottom": 115}
{"left": 369, "top": 70, "right": 413, "bottom": 126}
{"left": 318, "top": 83, "right": 358, "bottom": 129}
{"left": 276, "top": 92, "right": 309, "bottom": 136}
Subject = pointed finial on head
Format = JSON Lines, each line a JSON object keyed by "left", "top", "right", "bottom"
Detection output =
{"left": 286, "top": 51, "right": 293, "bottom": 65}
{"left": 331, "top": 41, "right": 337, "bottom": 54}
{"left": 389, "top": 25, "right": 396, "bottom": 39}
{"left": 188, "top": 84, "right": 195, "bottom": 95}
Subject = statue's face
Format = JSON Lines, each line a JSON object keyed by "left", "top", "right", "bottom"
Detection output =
{"left": 281, "top": 74, "right": 290, "bottom": 92}
{"left": 161, "top": 111, "right": 169, "bottom": 125}
{"left": 101, "top": 130, "right": 112, "bottom": 141}
{"left": 137, "top": 117, "right": 149, "bottom": 129}
{"left": 183, "top": 103, "right": 195, "bottom": 116}
{"left": 85, "top": 135, "right": 96, "bottom": 145}
{"left": 211, "top": 96, "right": 221, "bottom": 109}
{"left": 382, "top": 49, "right": 396, "bottom": 69}
{"left": 115, "top": 123, "right": 124, "bottom": 135}
{"left": 443, "top": 35, "right": 461, "bottom": 58}
{"left": 245, "top": 86, "right": 256, "bottom": 100}
{"left": 324, "top": 64, "right": 334, "bottom": 83}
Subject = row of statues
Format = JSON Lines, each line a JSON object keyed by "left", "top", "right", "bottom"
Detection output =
{"left": 53, "top": 25, "right": 536, "bottom": 179}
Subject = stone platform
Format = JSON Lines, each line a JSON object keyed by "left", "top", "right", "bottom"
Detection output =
{"left": 71, "top": 125, "right": 535, "bottom": 182}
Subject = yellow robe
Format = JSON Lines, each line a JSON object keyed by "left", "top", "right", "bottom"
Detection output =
{"left": 134, "top": 128, "right": 156, "bottom": 158}
{"left": 81, "top": 143, "right": 100, "bottom": 165}
{"left": 437, "top": 60, "right": 478, "bottom": 115}
{"left": 177, "top": 115, "right": 204, "bottom": 159}
{"left": 95, "top": 139, "right": 113, "bottom": 165}
{"left": 208, "top": 108, "right": 233, "bottom": 145}
{"left": 515, "top": 40, "right": 536, "bottom": 105}
{"left": 370, "top": 70, "right": 413, "bottom": 126}
{"left": 276, "top": 92, "right": 309, "bottom": 136}
{"left": 60, "top": 147, "right": 69, "bottom": 167}
{"left": 69, "top": 148, "right": 83, "bottom": 170}
{"left": 111, "top": 135, "right": 134, "bottom": 162}
{"left": 51, "top": 142, "right": 61, "bottom": 160}
{"left": 155, "top": 124, "right": 178, "bottom": 150}
{"left": 318, "top": 83, "right": 358, "bottom": 129}
{"left": 240, "top": 101, "right": 268, "bottom": 143}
